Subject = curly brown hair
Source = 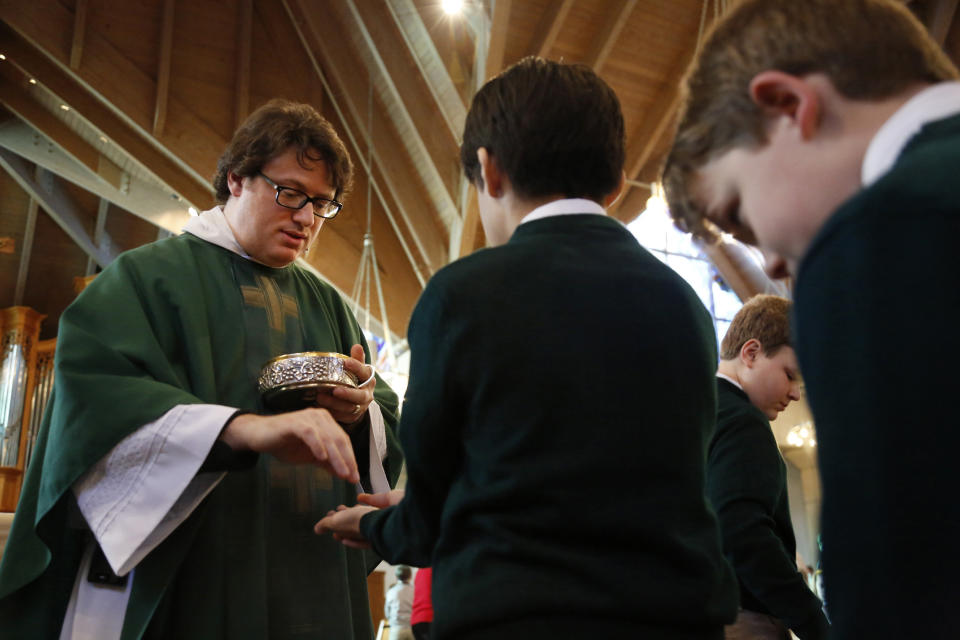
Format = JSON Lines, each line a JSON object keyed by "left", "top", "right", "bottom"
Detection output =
{"left": 212, "top": 99, "right": 353, "bottom": 205}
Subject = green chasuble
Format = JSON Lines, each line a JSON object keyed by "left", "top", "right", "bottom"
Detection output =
{"left": 0, "top": 232, "right": 402, "bottom": 639}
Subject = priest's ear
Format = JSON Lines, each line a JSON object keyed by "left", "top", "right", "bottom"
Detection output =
{"left": 226, "top": 170, "right": 247, "bottom": 198}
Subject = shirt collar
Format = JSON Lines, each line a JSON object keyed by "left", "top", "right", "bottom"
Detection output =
{"left": 716, "top": 372, "right": 743, "bottom": 391}
{"left": 181, "top": 206, "right": 252, "bottom": 260}
{"left": 518, "top": 198, "right": 607, "bottom": 226}
{"left": 862, "top": 81, "right": 960, "bottom": 187}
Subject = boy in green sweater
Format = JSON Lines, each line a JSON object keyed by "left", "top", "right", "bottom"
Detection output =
{"left": 317, "top": 56, "right": 738, "bottom": 639}
{"left": 663, "top": 1, "right": 960, "bottom": 637}
{"left": 710, "top": 295, "right": 827, "bottom": 639}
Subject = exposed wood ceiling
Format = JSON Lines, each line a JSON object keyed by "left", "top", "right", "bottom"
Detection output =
{"left": 1, "top": 0, "right": 959, "bottom": 340}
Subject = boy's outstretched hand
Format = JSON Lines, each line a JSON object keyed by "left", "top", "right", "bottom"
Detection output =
{"left": 314, "top": 504, "right": 377, "bottom": 548}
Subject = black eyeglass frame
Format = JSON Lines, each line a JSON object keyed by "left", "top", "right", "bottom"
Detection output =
{"left": 257, "top": 172, "right": 343, "bottom": 220}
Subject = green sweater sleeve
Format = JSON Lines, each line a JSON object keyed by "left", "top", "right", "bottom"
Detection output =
{"left": 361, "top": 279, "right": 460, "bottom": 566}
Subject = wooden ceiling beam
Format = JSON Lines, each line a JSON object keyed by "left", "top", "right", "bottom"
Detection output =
{"left": 14, "top": 196, "right": 38, "bottom": 306}
{"left": 284, "top": 0, "right": 447, "bottom": 279}
{"left": 0, "top": 150, "right": 118, "bottom": 268}
{"left": 0, "top": 21, "right": 213, "bottom": 208}
{"left": 927, "top": 0, "right": 959, "bottom": 45}
{"left": 610, "top": 42, "right": 696, "bottom": 221}
{"left": 384, "top": 0, "right": 467, "bottom": 142}
{"left": 453, "top": 0, "right": 512, "bottom": 259}
{"left": 0, "top": 72, "right": 117, "bottom": 190}
{"left": 0, "top": 119, "right": 191, "bottom": 233}
{"left": 1, "top": 4, "right": 224, "bottom": 203}
{"left": 526, "top": 0, "right": 574, "bottom": 58}
{"left": 587, "top": 0, "right": 637, "bottom": 72}
{"left": 69, "top": 0, "right": 87, "bottom": 70}
{"left": 281, "top": 0, "right": 430, "bottom": 287}
{"left": 153, "top": 0, "right": 175, "bottom": 137}
{"left": 336, "top": 0, "right": 459, "bottom": 231}
{"left": 85, "top": 197, "right": 109, "bottom": 276}
{"left": 235, "top": 0, "right": 252, "bottom": 129}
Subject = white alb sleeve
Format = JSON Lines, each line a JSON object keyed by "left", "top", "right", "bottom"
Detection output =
{"left": 72, "top": 403, "right": 237, "bottom": 575}
{"left": 365, "top": 402, "right": 391, "bottom": 494}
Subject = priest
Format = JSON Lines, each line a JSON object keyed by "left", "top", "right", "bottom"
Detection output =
{"left": 0, "top": 99, "right": 402, "bottom": 639}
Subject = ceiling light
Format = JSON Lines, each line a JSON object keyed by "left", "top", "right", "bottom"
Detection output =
{"left": 60, "top": 104, "right": 70, "bottom": 111}
{"left": 644, "top": 182, "right": 667, "bottom": 217}
{"left": 0, "top": 54, "right": 6, "bottom": 61}
{"left": 28, "top": 78, "right": 37, "bottom": 85}
{"left": 787, "top": 421, "right": 817, "bottom": 448}
{"left": 99, "top": 136, "right": 108, "bottom": 143}
{"left": 441, "top": 0, "right": 463, "bottom": 15}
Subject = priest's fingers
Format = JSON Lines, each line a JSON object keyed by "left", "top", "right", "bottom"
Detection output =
{"left": 357, "top": 490, "right": 405, "bottom": 509}
{"left": 314, "top": 389, "right": 371, "bottom": 426}
{"left": 343, "top": 344, "right": 377, "bottom": 388}
{"left": 298, "top": 413, "right": 359, "bottom": 482}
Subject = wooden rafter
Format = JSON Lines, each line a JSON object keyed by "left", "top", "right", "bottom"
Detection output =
{"left": 69, "top": 0, "right": 88, "bottom": 70}
{"left": 284, "top": 0, "right": 448, "bottom": 278}
{"left": 455, "top": 0, "right": 513, "bottom": 258}
{"left": 0, "top": 21, "right": 212, "bottom": 208}
{"left": 928, "top": 0, "right": 959, "bottom": 44}
{"left": 235, "top": 0, "right": 252, "bottom": 129}
{"left": 14, "top": 196, "right": 38, "bottom": 306}
{"left": 0, "top": 119, "right": 191, "bottom": 234}
{"left": 337, "top": 0, "right": 459, "bottom": 231}
{"left": 384, "top": 0, "right": 466, "bottom": 142}
{"left": 611, "top": 42, "right": 699, "bottom": 221}
{"left": 0, "top": 150, "right": 118, "bottom": 268}
{"left": 0, "top": 69, "right": 121, "bottom": 190}
{"left": 527, "top": 0, "right": 574, "bottom": 58}
{"left": 85, "top": 197, "right": 110, "bottom": 276}
{"left": 153, "top": 0, "right": 175, "bottom": 137}
{"left": 586, "top": 0, "right": 637, "bottom": 71}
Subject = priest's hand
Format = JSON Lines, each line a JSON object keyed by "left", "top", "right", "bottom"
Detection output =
{"left": 357, "top": 489, "right": 405, "bottom": 509}
{"left": 314, "top": 504, "right": 376, "bottom": 549}
{"left": 221, "top": 410, "right": 359, "bottom": 483}
{"left": 318, "top": 344, "right": 377, "bottom": 427}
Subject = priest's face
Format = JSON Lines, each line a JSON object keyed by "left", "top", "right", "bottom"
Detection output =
{"left": 224, "top": 147, "right": 332, "bottom": 268}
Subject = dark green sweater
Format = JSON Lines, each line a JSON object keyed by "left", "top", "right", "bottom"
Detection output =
{"left": 795, "top": 112, "right": 960, "bottom": 639}
{"left": 707, "top": 379, "right": 827, "bottom": 639}
{"left": 361, "top": 213, "right": 737, "bottom": 639}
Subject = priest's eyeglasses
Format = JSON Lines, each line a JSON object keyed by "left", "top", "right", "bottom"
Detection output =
{"left": 258, "top": 172, "right": 343, "bottom": 220}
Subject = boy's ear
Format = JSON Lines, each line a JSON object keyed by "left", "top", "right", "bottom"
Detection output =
{"left": 602, "top": 171, "right": 627, "bottom": 208}
{"left": 740, "top": 338, "right": 762, "bottom": 367}
{"left": 477, "top": 148, "right": 503, "bottom": 198}
{"left": 748, "top": 70, "right": 821, "bottom": 140}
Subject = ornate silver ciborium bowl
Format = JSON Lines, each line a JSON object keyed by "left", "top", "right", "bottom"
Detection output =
{"left": 258, "top": 351, "right": 358, "bottom": 412}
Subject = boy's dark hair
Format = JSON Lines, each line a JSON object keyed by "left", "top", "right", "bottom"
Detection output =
{"left": 395, "top": 565, "right": 412, "bottom": 582}
{"left": 212, "top": 99, "right": 354, "bottom": 205}
{"left": 460, "top": 56, "right": 625, "bottom": 203}
{"left": 662, "top": 0, "right": 959, "bottom": 240}
{"left": 720, "top": 294, "right": 792, "bottom": 360}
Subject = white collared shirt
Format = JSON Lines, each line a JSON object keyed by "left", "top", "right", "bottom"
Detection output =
{"left": 861, "top": 81, "right": 960, "bottom": 187}
{"left": 519, "top": 198, "right": 608, "bottom": 226}
{"left": 716, "top": 372, "right": 743, "bottom": 391}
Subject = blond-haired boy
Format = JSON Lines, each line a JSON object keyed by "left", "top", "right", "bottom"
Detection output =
{"left": 710, "top": 295, "right": 827, "bottom": 639}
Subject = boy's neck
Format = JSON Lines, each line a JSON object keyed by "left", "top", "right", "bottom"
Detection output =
{"left": 716, "top": 359, "right": 741, "bottom": 386}
{"left": 813, "top": 76, "right": 931, "bottom": 186}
